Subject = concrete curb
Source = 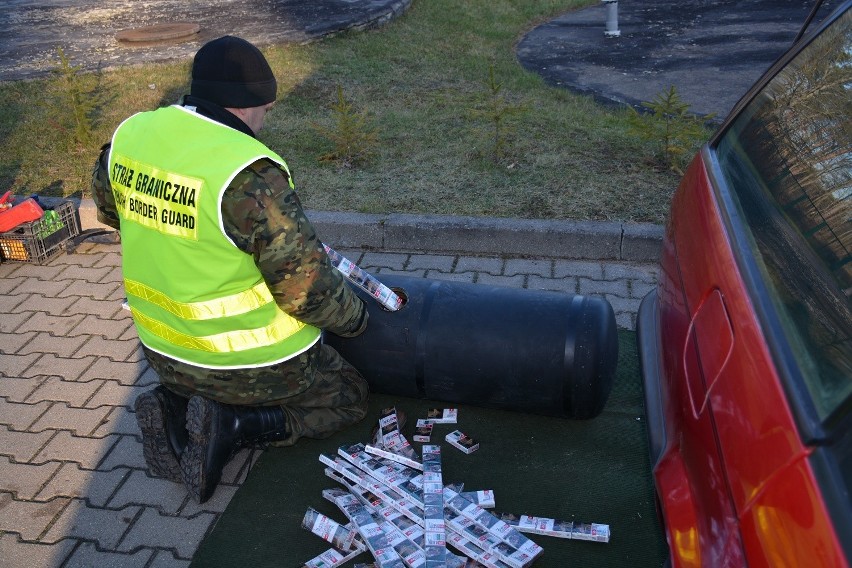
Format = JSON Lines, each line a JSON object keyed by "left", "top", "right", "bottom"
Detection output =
{"left": 75, "top": 197, "right": 663, "bottom": 262}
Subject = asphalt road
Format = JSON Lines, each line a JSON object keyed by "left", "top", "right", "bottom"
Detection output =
{"left": 0, "top": 0, "right": 409, "bottom": 81}
{"left": 516, "top": 0, "right": 841, "bottom": 120}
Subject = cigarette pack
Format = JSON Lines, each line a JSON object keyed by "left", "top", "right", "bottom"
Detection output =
{"left": 460, "top": 490, "right": 495, "bottom": 509}
{"left": 340, "top": 444, "right": 423, "bottom": 487}
{"left": 387, "top": 512, "right": 425, "bottom": 545}
{"left": 323, "top": 487, "right": 360, "bottom": 504}
{"left": 372, "top": 408, "right": 420, "bottom": 462}
{"left": 341, "top": 500, "right": 407, "bottom": 568}
{"left": 302, "top": 546, "right": 362, "bottom": 568}
{"left": 359, "top": 489, "right": 387, "bottom": 511}
{"left": 446, "top": 514, "right": 492, "bottom": 550}
{"left": 421, "top": 445, "right": 447, "bottom": 567}
{"left": 444, "top": 430, "right": 479, "bottom": 454}
{"left": 505, "top": 513, "right": 610, "bottom": 543}
{"left": 443, "top": 489, "right": 543, "bottom": 568}
{"left": 366, "top": 444, "right": 423, "bottom": 471}
{"left": 319, "top": 446, "right": 534, "bottom": 568}
{"left": 321, "top": 454, "right": 366, "bottom": 487}
{"left": 340, "top": 443, "right": 391, "bottom": 472}
{"left": 339, "top": 444, "right": 405, "bottom": 482}
{"left": 379, "top": 518, "right": 427, "bottom": 568}
{"left": 444, "top": 489, "right": 512, "bottom": 541}
{"left": 322, "top": 454, "right": 422, "bottom": 526}
{"left": 446, "top": 530, "right": 476, "bottom": 554}
{"left": 447, "top": 532, "right": 489, "bottom": 566}
{"left": 324, "top": 244, "right": 403, "bottom": 311}
{"left": 302, "top": 507, "right": 359, "bottom": 552}
{"left": 361, "top": 557, "right": 468, "bottom": 568}
{"left": 424, "top": 408, "right": 457, "bottom": 424}
{"left": 444, "top": 514, "right": 511, "bottom": 568}
{"left": 374, "top": 407, "right": 403, "bottom": 444}
{"left": 413, "top": 419, "right": 433, "bottom": 442}
{"left": 321, "top": 456, "right": 381, "bottom": 504}
{"left": 322, "top": 487, "right": 354, "bottom": 502}
{"left": 459, "top": 517, "right": 517, "bottom": 562}
{"left": 323, "top": 486, "right": 377, "bottom": 522}
{"left": 321, "top": 460, "right": 434, "bottom": 568}
{"left": 445, "top": 553, "right": 470, "bottom": 568}
{"left": 371, "top": 503, "right": 424, "bottom": 547}
{"left": 371, "top": 483, "right": 422, "bottom": 527}
{"left": 326, "top": 472, "right": 386, "bottom": 513}
{"left": 570, "top": 522, "right": 611, "bottom": 543}
{"left": 477, "top": 550, "right": 510, "bottom": 568}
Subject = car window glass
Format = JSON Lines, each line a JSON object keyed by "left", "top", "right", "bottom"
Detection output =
{"left": 715, "top": 10, "right": 852, "bottom": 424}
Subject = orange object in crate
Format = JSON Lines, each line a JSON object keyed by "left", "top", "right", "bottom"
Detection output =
{"left": 0, "top": 200, "right": 80, "bottom": 263}
{"left": 0, "top": 196, "right": 44, "bottom": 232}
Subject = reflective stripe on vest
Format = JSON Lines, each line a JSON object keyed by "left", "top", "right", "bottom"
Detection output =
{"left": 124, "top": 279, "right": 274, "bottom": 320}
{"left": 129, "top": 305, "right": 314, "bottom": 353}
{"left": 110, "top": 106, "right": 320, "bottom": 369}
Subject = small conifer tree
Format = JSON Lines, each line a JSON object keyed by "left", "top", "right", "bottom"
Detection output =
{"left": 627, "top": 85, "right": 715, "bottom": 174}
{"left": 312, "top": 85, "right": 378, "bottom": 169}
{"left": 53, "top": 47, "right": 97, "bottom": 149}
{"left": 469, "top": 64, "right": 528, "bottom": 163}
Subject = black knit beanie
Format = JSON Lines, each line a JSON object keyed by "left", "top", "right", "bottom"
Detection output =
{"left": 190, "top": 36, "right": 277, "bottom": 108}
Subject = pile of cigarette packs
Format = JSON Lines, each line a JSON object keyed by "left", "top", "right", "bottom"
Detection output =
{"left": 301, "top": 407, "right": 610, "bottom": 568}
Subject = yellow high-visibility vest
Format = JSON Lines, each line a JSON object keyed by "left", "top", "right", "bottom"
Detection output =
{"left": 109, "top": 105, "right": 320, "bottom": 369}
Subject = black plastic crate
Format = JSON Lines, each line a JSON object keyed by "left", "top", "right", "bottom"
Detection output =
{"left": 0, "top": 201, "right": 81, "bottom": 264}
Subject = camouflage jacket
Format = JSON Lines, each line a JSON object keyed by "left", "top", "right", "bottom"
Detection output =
{"left": 90, "top": 101, "right": 367, "bottom": 402}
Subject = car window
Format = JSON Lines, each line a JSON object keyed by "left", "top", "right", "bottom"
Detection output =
{"left": 714, "top": 9, "right": 852, "bottom": 425}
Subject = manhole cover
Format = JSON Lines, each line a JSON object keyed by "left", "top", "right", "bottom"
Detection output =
{"left": 116, "top": 23, "right": 201, "bottom": 44}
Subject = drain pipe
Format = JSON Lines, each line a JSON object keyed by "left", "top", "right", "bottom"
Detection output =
{"left": 602, "top": 0, "right": 621, "bottom": 37}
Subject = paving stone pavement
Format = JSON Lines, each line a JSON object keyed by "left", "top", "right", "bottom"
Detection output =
{"left": 0, "top": 243, "right": 264, "bottom": 567}
{"left": 0, "top": 230, "right": 657, "bottom": 566}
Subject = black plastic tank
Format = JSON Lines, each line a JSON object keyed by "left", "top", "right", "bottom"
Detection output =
{"left": 325, "top": 274, "right": 619, "bottom": 419}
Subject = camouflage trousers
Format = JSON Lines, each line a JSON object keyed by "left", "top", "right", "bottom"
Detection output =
{"left": 142, "top": 341, "right": 369, "bottom": 446}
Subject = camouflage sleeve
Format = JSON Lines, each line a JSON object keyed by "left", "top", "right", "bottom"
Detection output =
{"left": 89, "top": 143, "right": 121, "bottom": 230}
{"left": 221, "top": 158, "right": 368, "bottom": 337}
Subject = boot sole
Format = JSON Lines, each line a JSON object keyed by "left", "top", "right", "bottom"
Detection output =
{"left": 181, "top": 396, "right": 216, "bottom": 503}
{"left": 135, "top": 391, "right": 182, "bottom": 482}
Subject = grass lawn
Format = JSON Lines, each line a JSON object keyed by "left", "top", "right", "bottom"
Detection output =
{"left": 0, "top": 0, "right": 691, "bottom": 224}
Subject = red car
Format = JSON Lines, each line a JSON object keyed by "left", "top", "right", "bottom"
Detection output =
{"left": 636, "top": 1, "right": 851, "bottom": 566}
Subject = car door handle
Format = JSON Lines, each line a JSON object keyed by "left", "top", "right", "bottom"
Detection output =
{"left": 683, "top": 288, "right": 735, "bottom": 419}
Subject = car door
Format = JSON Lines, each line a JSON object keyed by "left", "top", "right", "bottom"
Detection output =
{"left": 698, "top": 5, "right": 852, "bottom": 565}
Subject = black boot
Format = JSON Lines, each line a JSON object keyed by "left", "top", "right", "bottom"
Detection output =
{"left": 180, "top": 396, "right": 289, "bottom": 503}
{"left": 134, "top": 386, "right": 189, "bottom": 482}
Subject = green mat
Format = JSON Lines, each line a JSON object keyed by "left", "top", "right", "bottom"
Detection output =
{"left": 191, "top": 331, "right": 668, "bottom": 567}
